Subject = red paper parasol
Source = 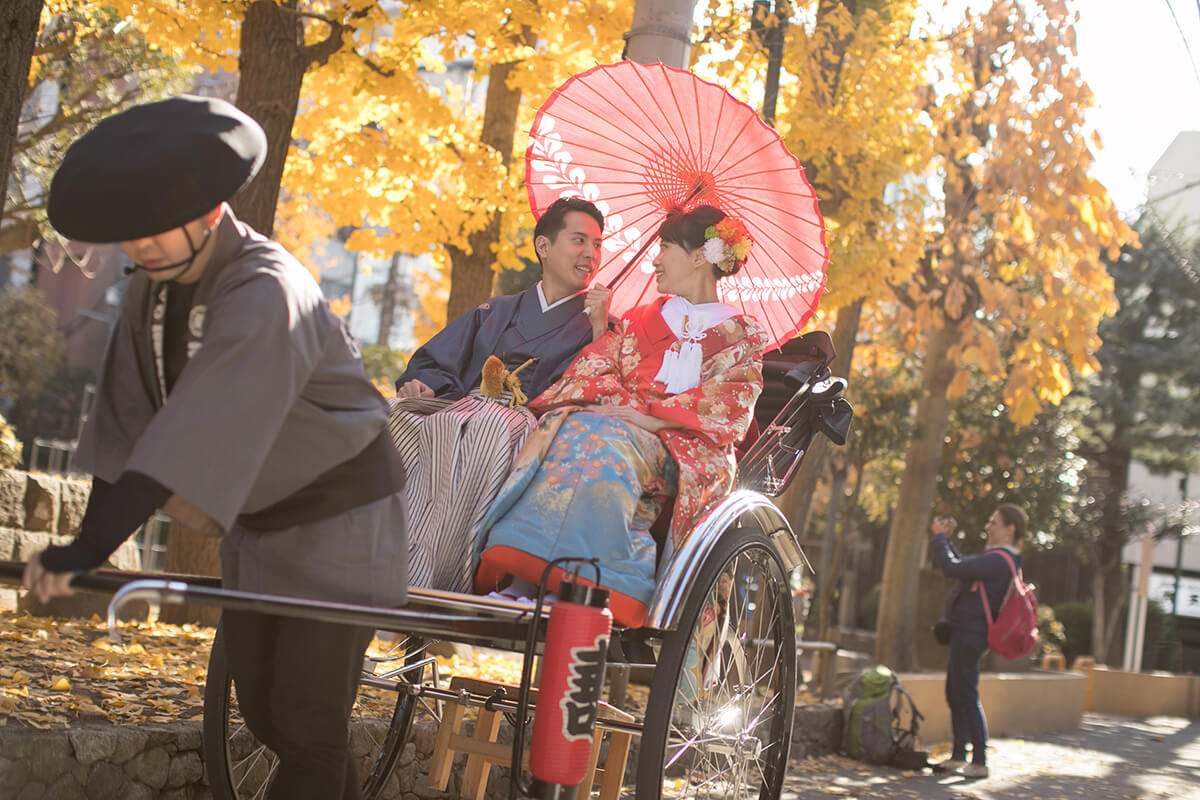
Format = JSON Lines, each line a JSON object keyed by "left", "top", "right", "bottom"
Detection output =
{"left": 525, "top": 61, "right": 829, "bottom": 350}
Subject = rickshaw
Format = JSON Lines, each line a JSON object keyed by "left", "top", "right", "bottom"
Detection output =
{"left": 1, "top": 330, "right": 850, "bottom": 800}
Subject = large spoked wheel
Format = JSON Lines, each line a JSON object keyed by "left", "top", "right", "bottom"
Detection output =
{"left": 203, "top": 626, "right": 428, "bottom": 800}
{"left": 637, "top": 530, "right": 796, "bottom": 800}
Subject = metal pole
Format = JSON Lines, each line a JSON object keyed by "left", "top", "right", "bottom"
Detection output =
{"left": 1127, "top": 535, "right": 1155, "bottom": 672}
{"left": 346, "top": 250, "right": 361, "bottom": 330}
{"left": 1170, "top": 475, "right": 1189, "bottom": 672}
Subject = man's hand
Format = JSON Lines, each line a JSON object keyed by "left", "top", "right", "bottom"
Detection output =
{"left": 584, "top": 285, "right": 613, "bottom": 340}
{"left": 22, "top": 551, "right": 75, "bottom": 604}
{"left": 931, "top": 515, "right": 957, "bottom": 536}
{"left": 395, "top": 379, "right": 434, "bottom": 399}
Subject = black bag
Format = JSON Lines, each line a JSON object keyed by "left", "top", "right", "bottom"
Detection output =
{"left": 933, "top": 619, "right": 953, "bottom": 646}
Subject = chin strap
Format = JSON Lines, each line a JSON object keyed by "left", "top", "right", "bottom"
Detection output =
{"left": 130, "top": 223, "right": 214, "bottom": 274}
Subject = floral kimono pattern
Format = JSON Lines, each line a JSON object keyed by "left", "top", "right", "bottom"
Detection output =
{"left": 476, "top": 299, "right": 766, "bottom": 626}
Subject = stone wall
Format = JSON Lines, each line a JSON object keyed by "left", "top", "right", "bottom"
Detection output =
{"left": 0, "top": 468, "right": 141, "bottom": 616}
{"left": 791, "top": 702, "right": 843, "bottom": 759}
{"left": 0, "top": 718, "right": 449, "bottom": 800}
{"left": 0, "top": 704, "right": 844, "bottom": 799}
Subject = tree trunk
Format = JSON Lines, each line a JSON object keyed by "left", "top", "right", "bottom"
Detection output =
{"left": 232, "top": 0, "right": 351, "bottom": 236}
{"left": 0, "top": 0, "right": 43, "bottom": 222}
{"left": 777, "top": 299, "right": 863, "bottom": 539}
{"left": 836, "top": 461, "right": 866, "bottom": 629}
{"left": 158, "top": 521, "right": 223, "bottom": 627}
{"left": 874, "top": 321, "right": 959, "bottom": 670}
{"left": 378, "top": 252, "right": 401, "bottom": 347}
{"left": 802, "top": 455, "right": 847, "bottom": 639}
{"left": 624, "top": 0, "right": 695, "bottom": 67}
{"left": 1090, "top": 445, "right": 1132, "bottom": 663}
{"left": 837, "top": 498, "right": 862, "bottom": 629}
{"left": 1091, "top": 538, "right": 1131, "bottom": 664}
{"left": 810, "top": 457, "right": 862, "bottom": 691}
{"left": 443, "top": 32, "right": 532, "bottom": 322}
{"left": 231, "top": 0, "right": 306, "bottom": 236}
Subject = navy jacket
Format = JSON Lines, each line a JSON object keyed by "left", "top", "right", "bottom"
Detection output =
{"left": 395, "top": 287, "right": 600, "bottom": 402}
{"left": 930, "top": 533, "right": 1022, "bottom": 634}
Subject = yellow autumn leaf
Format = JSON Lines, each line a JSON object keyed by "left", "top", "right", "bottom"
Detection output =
{"left": 1079, "top": 197, "right": 1099, "bottom": 234}
{"left": 328, "top": 295, "right": 353, "bottom": 318}
{"left": 1011, "top": 393, "right": 1040, "bottom": 426}
{"left": 1010, "top": 204, "right": 1036, "bottom": 245}
{"left": 50, "top": 677, "right": 72, "bottom": 692}
{"left": 944, "top": 279, "right": 967, "bottom": 319}
{"left": 946, "top": 369, "right": 970, "bottom": 401}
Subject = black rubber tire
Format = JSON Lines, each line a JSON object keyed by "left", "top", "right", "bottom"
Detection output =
{"left": 202, "top": 625, "right": 422, "bottom": 800}
{"left": 636, "top": 530, "right": 796, "bottom": 800}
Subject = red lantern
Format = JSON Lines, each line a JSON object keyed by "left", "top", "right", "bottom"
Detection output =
{"left": 530, "top": 580, "right": 612, "bottom": 795}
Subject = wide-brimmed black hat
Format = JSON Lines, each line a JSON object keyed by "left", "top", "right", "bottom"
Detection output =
{"left": 48, "top": 95, "right": 267, "bottom": 243}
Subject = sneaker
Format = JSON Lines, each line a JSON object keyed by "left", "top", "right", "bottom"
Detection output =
{"left": 962, "top": 763, "right": 989, "bottom": 779}
{"left": 933, "top": 759, "right": 967, "bottom": 773}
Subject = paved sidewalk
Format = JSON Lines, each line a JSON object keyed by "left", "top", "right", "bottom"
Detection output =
{"left": 783, "top": 713, "right": 1200, "bottom": 800}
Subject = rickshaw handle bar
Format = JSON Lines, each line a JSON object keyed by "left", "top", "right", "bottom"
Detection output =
{"left": 107, "top": 579, "right": 542, "bottom": 642}
{"left": 0, "top": 559, "right": 221, "bottom": 593}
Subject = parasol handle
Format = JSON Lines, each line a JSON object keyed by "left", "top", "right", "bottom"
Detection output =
{"left": 583, "top": 233, "right": 660, "bottom": 316}
{"left": 604, "top": 233, "right": 659, "bottom": 291}
{"left": 598, "top": 180, "right": 709, "bottom": 296}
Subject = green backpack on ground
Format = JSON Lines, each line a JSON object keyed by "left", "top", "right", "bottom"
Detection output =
{"left": 841, "top": 664, "right": 926, "bottom": 768}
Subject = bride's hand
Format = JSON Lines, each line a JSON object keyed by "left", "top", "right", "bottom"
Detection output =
{"left": 603, "top": 404, "right": 668, "bottom": 433}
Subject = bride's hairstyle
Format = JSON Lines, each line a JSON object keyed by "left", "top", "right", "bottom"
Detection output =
{"left": 656, "top": 205, "right": 747, "bottom": 278}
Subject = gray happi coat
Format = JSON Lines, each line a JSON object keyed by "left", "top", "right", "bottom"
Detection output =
{"left": 75, "top": 212, "right": 407, "bottom": 606}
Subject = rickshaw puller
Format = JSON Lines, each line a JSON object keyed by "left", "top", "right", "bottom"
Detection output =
{"left": 22, "top": 95, "right": 407, "bottom": 800}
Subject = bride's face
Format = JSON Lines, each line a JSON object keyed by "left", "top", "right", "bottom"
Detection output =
{"left": 652, "top": 240, "right": 704, "bottom": 296}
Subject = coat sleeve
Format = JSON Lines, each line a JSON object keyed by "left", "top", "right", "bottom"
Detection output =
{"left": 123, "top": 273, "right": 328, "bottom": 530}
{"left": 529, "top": 323, "right": 637, "bottom": 411}
{"left": 394, "top": 306, "right": 486, "bottom": 399}
{"left": 930, "top": 534, "right": 1013, "bottom": 582}
{"left": 649, "top": 321, "right": 766, "bottom": 447}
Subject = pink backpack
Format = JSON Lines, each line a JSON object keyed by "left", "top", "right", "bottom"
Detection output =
{"left": 974, "top": 549, "right": 1039, "bottom": 660}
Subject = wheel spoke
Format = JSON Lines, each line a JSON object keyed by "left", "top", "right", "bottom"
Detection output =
{"left": 642, "top": 537, "right": 795, "bottom": 800}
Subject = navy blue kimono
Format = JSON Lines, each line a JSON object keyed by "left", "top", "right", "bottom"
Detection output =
{"left": 395, "top": 287, "right": 597, "bottom": 402}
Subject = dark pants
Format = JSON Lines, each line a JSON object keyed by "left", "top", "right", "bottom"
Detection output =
{"left": 945, "top": 627, "right": 989, "bottom": 765}
{"left": 221, "top": 610, "right": 374, "bottom": 800}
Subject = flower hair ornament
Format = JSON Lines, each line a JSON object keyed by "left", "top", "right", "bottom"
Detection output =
{"left": 701, "top": 216, "right": 752, "bottom": 273}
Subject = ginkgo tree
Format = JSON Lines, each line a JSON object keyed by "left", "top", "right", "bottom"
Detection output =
{"left": 871, "top": 0, "right": 1135, "bottom": 670}
{"left": 767, "top": 0, "right": 939, "bottom": 544}
{"left": 3, "top": 2, "right": 186, "bottom": 257}
{"left": 100, "top": 0, "right": 633, "bottom": 328}
{"left": 690, "top": 1, "right": 942, "bottom": 630}
{"left": 0, "top": 0, "right": 43, "bottom": 229}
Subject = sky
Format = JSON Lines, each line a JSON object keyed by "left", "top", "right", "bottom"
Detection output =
{"left": 1072, "top": 1, "right": 1200, "bottom": 215}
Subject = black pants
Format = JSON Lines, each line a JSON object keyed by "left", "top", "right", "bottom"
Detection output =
{"left": 221, "top": 610, "right": 373, "bottom": 800}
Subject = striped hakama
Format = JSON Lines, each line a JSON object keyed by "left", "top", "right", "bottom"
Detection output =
{"left": 388, "top": 393, "right": 536, "bottom": 592}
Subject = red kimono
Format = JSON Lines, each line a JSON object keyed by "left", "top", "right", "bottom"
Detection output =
{"left": 476, "top": 299, "right": 766, "bottom": 626}
{"left": 535, "top": 300, "right": 767, "bottom": 546}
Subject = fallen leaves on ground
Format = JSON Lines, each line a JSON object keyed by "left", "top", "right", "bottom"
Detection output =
{"left": 0, "top": 611, "right": 554, "bottom": 731}
{"left": 0, "top": 608, "right": 213, "bottom": 729}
